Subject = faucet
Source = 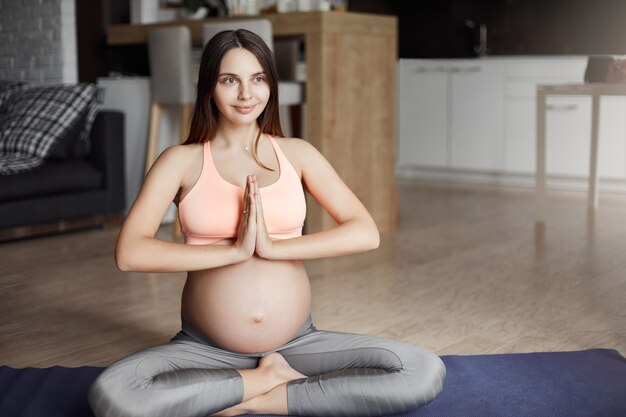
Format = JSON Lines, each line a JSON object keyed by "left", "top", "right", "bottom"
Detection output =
{"left": 464, "top": 20, "right": 488, "bottom": 57}
{"left": 475, "top": 23, "right": 488, "bottom": 57}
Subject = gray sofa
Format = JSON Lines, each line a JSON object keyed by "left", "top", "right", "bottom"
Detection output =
{"left": 0, "top": 110, "right": 126, "bottom": 241}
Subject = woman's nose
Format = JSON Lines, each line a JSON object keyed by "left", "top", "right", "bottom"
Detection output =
{"left": 238, "top": 83, "right": 251, "bottom": 100}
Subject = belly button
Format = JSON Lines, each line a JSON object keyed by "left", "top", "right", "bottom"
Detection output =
{"left": 251, "top": 313, "right": 264, "bottom": 324}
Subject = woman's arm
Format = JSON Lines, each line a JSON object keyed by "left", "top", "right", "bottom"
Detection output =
{"left": 115, "top": 146, "right": 257, "bottom": 272}
{"left": 254, "top": 139, "right": 379, "bottom": 260}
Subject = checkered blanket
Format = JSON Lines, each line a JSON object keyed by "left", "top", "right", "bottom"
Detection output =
{"left": 0, "top": 81, "right": 104, "bottom": 175}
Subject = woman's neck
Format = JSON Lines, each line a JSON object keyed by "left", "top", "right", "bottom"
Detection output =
{"left": 214, "top": 123, "right": 260, "bottom": 150}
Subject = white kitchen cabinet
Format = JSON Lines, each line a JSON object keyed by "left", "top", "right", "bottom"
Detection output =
{"left": 545, "top": 96, "right": 591, "bottom": 176}
{"left": 398, "top": 59, "right": 504, "bottom": 171}
{"left": 503, "top": 57, "right": 589, "bottom": 175}
{"left": 398, "top": 57, "right": 626, "bottom": 189}
{"left": 504, "top": 95, "right": 626, "bottom": 178}
{"left": 449, "top": 61, "right": 504, "bottom": 170}
{"left": 545, "top": 95, "right": 626, "bottom": 178}
{"left": 398, "top": 60, "right": 448, "bottom": 167}
{"left": 504, "top": 97, "right": 536, "bottom": 173}
{"left": 545, "top": 96, "right": 626, "bottom": 178}
{"left": 598, "top": 98, "right": 626, "bottom": 178}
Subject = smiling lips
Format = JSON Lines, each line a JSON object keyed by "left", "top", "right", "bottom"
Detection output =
{"left": 234, "top": 104, "right": 256, "bottom": 114}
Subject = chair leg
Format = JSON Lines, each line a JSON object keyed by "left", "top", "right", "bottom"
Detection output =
{"left": 146, "top": 103, "right": 162, "bottom": 175}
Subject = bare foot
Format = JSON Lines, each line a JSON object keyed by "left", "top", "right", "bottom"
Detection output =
{"left": 259, "top": 352, "right": 307, "bottom": 386}
{"left": 212, "top": 356, "right": 301, "bottom": 417}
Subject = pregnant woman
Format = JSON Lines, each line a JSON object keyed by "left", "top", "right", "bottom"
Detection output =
{"left": 88, "top": 29, "right": 445, "bottom": 417}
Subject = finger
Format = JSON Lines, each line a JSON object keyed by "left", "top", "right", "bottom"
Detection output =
{"left": 247, "top": 175, "right": 254, "bottom": 201}
{"left": 254, "top": 181, "right": 265, "bottom": 226}
{"left": 247, "top": 176, "right": 253, "bottom": 215}
{"left": 247, "top": 189, "right": 257, "bottom": 229}
{"left": 243, "top": 175, "right": 257, "bottom": 226}
{"left": 245, "top": 175, "right": 256, "bottom": 218}
{"left": 243, "top": 175, "right": 250, "bottom": 216}
{"left": 248, "top": 184, "right": 257, "bottom": 224}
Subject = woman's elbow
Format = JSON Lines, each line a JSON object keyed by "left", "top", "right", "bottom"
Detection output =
{"left": 114, "top": 239, "right": 140, "bottom": 272}
{"left": 360, "top": 220, "right": 380, "bottom": 251}
{"left": 114, "top": 248, "right": 133, "bottom": 272}
{"left": 366, "top": 228, "right": 380, "bottom": 250}
{"left": 370, "top": 229, "right": 380, "bottom": 250}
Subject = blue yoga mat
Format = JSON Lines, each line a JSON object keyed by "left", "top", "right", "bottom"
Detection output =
{"left": 1, "top": 349, "right": 625, "bottom": 417}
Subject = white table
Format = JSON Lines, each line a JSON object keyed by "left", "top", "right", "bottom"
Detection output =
{"left": 535, "top": 83, "right": 626, "bottom": 223}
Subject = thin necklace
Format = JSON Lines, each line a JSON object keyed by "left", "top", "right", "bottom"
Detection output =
{"left": 244, "top": 132, "right": 260, "bottom": 152}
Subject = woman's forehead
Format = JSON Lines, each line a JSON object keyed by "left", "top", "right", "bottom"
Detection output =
{"left": 219, "top": 48, "right": 263, "bottom": 74}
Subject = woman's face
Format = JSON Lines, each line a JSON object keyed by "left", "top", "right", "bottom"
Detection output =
{"left": 211, "top": 47, "right": 270, "bottom": 127}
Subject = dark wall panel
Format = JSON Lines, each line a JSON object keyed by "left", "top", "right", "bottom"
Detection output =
{"left": 76, "top": 0, "right": 139, "bottom": 82}
{"left": 349, "top": 0, "right": 626, "bottom": 58}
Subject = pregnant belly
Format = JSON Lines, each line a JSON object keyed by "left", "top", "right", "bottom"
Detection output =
{"left": 181, "top": 255, "right": 312, "bottom": 353}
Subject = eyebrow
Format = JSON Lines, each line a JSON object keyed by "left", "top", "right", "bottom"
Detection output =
{"left": 218, "top": 72, "right": 266, "bottom": 77}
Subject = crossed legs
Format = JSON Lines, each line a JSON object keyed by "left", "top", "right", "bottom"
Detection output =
{"left": 88, "top": 325, "right": 445, "bottom": 417}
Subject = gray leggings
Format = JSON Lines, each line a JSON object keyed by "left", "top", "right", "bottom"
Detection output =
{"left": 88, "top": 317, "right": 445, "bottom": 417}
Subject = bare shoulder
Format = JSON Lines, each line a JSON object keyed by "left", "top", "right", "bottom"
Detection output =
{"left": 273, "top": 137, "right": 322, "bottom": 173}
{"left": 273, "top": 136, "right": 310, "bottom": 150}
{"left": 160, "top": 142, "right": 202, "bottom": 163}
{"left": 138, "top": 142, "right": 204, "bottom": 206}
{"left": 152, "top": 143, "right": 203, "bottom": 174}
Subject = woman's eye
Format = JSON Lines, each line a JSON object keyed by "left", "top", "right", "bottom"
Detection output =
{"left": 223, "top": 77, "right": 237, "bottom": 85}
{"left": 254, "top": 76, "right": 266, "bottom": 83}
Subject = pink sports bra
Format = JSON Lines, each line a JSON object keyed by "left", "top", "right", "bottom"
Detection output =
{"left": 178, "top": 136, "right": 306, "bottom": 245}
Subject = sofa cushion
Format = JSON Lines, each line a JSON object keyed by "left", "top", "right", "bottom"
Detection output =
{"left": 47, "top": 111, "right": 89, "bottom": 159}
{"left": 0, "top": 159, "right": 103, "bottom": 202}
{"left": 0, "top": 82, "right": 92, "bottom": 161}
{"left": 0, "top": 83, "right": 104, "bottom": 175}
{"left": 0, "top": 80, "right": 26, "bottom": 113}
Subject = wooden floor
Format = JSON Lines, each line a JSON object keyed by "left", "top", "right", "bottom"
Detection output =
{"left": 1, "top": 180, "right": 625, "bottom": 368}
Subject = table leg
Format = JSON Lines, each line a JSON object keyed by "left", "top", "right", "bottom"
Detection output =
{"left": 588, "top": 93, "right": 600, "bottom": 211}
{"left": 535, "top": 89, "right": 547, "bottom": 223}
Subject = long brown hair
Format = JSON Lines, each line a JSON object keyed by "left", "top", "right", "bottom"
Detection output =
{"left": 183, "top": 29, "right": 283, "bottom": 169}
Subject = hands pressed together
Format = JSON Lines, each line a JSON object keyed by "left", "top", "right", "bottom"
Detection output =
{"left": 234, "top": 174, "right": 275, "bottom": 260}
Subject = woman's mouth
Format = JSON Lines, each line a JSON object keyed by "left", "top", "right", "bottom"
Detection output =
{"left": 234, "top": 105, "right": 256, "bottom": 114}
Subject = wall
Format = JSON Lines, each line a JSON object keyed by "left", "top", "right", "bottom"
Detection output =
{"left": 0, "top": 0, "right": 77, "bottom": 84}
{"left": 349, "top": 0, "right": 626, "bottom": 58}
{"left": 76, "top": 0, "right": 131, "bottom": 83}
